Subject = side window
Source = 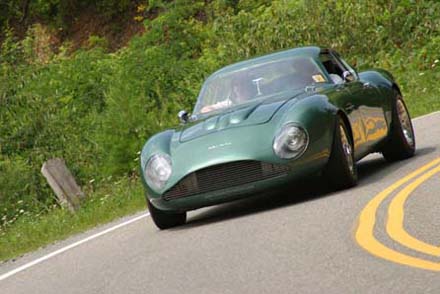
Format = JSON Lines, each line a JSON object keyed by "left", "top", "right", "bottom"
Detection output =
{"left": 319, "top": 52, "right": 354, "bottom": 84}
{"left": 339, "top": 57, "right": 358, "bottom": 80}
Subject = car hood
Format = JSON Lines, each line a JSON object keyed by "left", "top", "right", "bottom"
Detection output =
{"left": 178, "top": 90, "right": 304, "bottom": 143}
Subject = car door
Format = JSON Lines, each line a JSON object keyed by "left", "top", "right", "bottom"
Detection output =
{"left": 335, "top": 53, "right": 389, "bottom": 153}
{"left": 320, "top": 51, "right": 384, "bottom": 159}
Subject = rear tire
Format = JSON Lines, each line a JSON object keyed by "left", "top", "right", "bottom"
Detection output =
{"left": 323, "top": 117, "right": 358, "bottom": 190}
{"left": 381, "top": 93, "right": 415, "bottom": 161}
{"left": 147, "top": 198, "right": 186, "bottom": 230}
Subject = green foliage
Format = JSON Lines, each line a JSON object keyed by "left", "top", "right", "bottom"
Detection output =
{"left": 0, "top": 155, "right": 41, "bottom": 227}
{"left": 0, "top": 0, "right": 139, "bottom": 31}
{"left": 0, "top": 25, "right": 24, "bottom": 65}
{"left": 96, "top": 46, "right": 197, "bottom": 175}
{"left": 0, "top": 0, "right": 439, "bottom": 240}
{"left": 0, "top": 41, "right": 112, "bottom": 227}
{"left": 87, "top": 35, "right": 109, "bottom": 50}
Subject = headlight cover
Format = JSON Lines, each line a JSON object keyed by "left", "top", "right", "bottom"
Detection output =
{"left": 273, "top": 123, "right": 308, "bottom": 159}
{"left": 145, "top": 154, "right": 172, "bottom": 190}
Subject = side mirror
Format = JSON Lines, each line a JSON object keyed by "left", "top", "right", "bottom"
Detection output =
{"left": 178, "top": 110, "right": 189, "bottom": 123}
{"left": 343, "top": 71, "right": 355, "bottom": 83}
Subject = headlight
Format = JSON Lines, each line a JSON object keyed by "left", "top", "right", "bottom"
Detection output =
{"left": 144, "top": 154, "right": 172, "bottom": 190}
{"left": 273, "top": 123, "right": 308, "bottom": 159}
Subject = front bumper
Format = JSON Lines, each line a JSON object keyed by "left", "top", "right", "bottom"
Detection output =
{"left": 146, "top": 155, "right": 328, "bottom": 212}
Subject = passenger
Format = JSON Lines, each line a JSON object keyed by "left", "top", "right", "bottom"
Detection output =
{"left": 230, "top": 77, "right": 253, "bottom": 104}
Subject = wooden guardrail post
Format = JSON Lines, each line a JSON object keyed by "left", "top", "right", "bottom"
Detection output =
{"left": 41, "top": 158, "right": 85, "bottom": 212}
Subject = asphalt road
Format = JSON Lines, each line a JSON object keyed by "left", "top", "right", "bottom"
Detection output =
{"left": 1, "top": 112, "right": 440, "bottom": 294}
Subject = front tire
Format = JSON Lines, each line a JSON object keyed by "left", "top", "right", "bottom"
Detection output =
{"left": 382, "top": 93, "right": 415, "bottom": 161}
{"left": 147, "top": 198, "right": 186, "bottom": 230}
{"left": 323, "top": 117, "right": 358, "bottom": 190}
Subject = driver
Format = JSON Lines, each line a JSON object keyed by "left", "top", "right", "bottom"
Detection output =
{"left": 230, "top": 77, "right": 252, "bottom": 104}
{"left": 200, "top": 72, "right": 252, "bottom": 113}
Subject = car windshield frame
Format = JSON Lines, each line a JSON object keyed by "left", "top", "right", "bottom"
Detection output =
{"left": 193, "top": 55, "right": 328, "bottom": 115}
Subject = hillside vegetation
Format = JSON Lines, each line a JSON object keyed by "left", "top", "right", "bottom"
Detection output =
{"left": 1, "top": 0, "right": 439, "bottom": 258}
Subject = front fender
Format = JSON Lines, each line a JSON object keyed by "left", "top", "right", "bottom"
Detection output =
{"left": 140, "top": 129, "right": 174, "bottom": 180}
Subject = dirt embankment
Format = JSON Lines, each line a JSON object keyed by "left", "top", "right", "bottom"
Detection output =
{"left": 3, "top": 5, "right": 147, "bottom": 53}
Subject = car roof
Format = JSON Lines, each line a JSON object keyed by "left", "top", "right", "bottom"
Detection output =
{"left": 211, "top": 46, "right": 323, "bottom": 77}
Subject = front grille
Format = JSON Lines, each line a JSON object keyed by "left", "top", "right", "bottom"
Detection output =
{"left": 163, "top": 161, "right": 290, "bottom": 201}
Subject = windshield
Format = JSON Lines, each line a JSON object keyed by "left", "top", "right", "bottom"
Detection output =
{"left": 193, "top": 56, "right": 327, "bottom": 114}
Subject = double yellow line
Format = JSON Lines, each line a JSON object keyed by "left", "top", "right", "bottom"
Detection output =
{"left": 355, "top": 157, "right": 440, "bottom": 271}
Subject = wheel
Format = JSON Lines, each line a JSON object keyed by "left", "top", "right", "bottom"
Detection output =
{"left": 323, "top": 117, "right": 358, "bottom": 190}
{"left": 147, "top": 198, "right": 186, "bottom": 230}
{"left": 382, "top": 93, "right": 415, "bottom": 161}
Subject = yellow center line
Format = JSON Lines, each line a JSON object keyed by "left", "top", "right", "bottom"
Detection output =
{"left": 355, "top": 157, "right": 440, "bottom": 271}
{"left": 387, "top": 165, "right": 440, "bottom": 256}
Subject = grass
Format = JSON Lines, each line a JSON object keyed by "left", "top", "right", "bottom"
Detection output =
{"left": 0, "top": 177, "right": 145, "bottom": 262}
{"left": 395, "top": 70, "right": 440, "bottom": 118}
{"left": 404, "top": 85, "right": 440, "bottom": 118}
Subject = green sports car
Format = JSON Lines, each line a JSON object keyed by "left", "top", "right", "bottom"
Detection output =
{"left": 140, "top": 47, "right": 415, "bottom": 229}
